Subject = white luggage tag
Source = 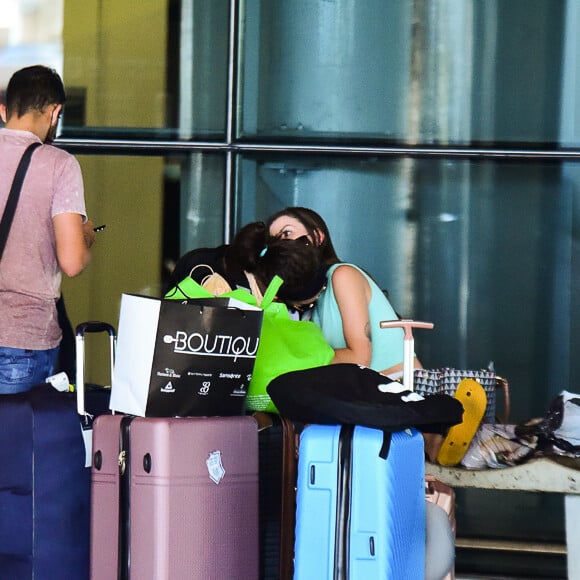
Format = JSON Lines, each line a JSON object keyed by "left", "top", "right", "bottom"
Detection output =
{"left": 46, "top": 371, "right": 72, "bottom": 392}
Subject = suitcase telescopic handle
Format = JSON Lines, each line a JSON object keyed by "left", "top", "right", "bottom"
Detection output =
{"left": 75, "top": 321, "right": 116, "bottom": 416}
{"left": 379, "top": 319, "right": 434, "bottom": 392}
{"left": 76, "top": 321, "right": 115, "bottom": 335}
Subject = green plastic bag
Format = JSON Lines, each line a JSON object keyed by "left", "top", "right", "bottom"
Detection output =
{"left": 245, "top": 277, "right": 334, "bottom": 413}
{"left": 166, "top": 274, "right": 334, "bottom": 413}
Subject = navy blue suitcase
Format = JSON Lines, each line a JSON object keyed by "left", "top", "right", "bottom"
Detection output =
{"left": 0, "top": 322, "right": 113, "bottom": 580}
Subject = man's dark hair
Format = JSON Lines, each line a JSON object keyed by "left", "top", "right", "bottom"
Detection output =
{"left": 5, "top": 65, "right": 66, "bottom": 118}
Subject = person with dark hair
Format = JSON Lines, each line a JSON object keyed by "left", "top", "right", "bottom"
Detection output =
{"left": 229, "top": 221, "right": 327, "bottom": 304}
{"left": 170, "top": 242, "right": 248, "bottom": 293}
{"left": 170, "top": 221, "right": 325, "bottom": 306}
{"left": 267, "top": 208, "right": 453, "bottom": 579}
{"left": 0, "top": 65, "right": 95, "bottom": 393}
{"left": 267, "top": 206, "right": 422, "bottom": 377}
{"left": 266, "top": 206, "right": 340, "bottom": 265}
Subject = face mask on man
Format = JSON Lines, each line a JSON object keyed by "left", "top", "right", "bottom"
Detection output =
{"left": 44, "top": 105, "right": 61, "bottom": 144}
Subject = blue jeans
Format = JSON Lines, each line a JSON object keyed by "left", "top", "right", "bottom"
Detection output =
{"left": 0, "top": 346, "right": 59, "bottom": 394}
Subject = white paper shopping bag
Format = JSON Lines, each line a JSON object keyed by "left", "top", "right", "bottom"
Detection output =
{"left": 109, "top": 294, "right": 263, "bottom": 417}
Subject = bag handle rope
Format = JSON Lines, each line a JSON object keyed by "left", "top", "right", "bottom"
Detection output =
{"left": 257, "top": 275, "right": 284, "bottom": 309}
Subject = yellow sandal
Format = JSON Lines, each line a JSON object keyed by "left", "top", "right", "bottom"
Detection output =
{"left": 437, "top": 378, "right": 487, "bottom": 466}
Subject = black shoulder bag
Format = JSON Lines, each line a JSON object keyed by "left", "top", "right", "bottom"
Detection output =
{"left": 0, "top": 142, "right": 42, "bottom": 258}
{"left": 0, "top": 142, "right": 76, "bottom": 375}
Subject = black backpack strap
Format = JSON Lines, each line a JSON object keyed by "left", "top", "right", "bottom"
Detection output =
{"left": 379, "top": 430, "right": 392, "bottom": 459}
{"left": 0, "top": 142, "right": 42, "bottom": 260}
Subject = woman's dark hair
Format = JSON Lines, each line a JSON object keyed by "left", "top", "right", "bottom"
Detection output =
{"left": 265, "top": 207, "right": 340, "bottom": 266}
{"left": 5, "top": 65, "right": 66, "bottom": 118}
{"left": 229, "top": 221, "right": 327, "bottom": 301}
{"left": 227, "top": 222, "right": 270, "bottom": 273}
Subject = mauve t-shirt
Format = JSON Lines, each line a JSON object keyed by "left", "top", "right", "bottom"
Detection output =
{"left": 0, "top": 128, "right": 86, "bottom": 350}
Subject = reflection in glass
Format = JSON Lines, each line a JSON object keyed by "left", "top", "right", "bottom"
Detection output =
{"left": 240, "top": 0, "right": 570, "bottom": 146}
{"left": 179, "top": 153, "right": 226, "bottom": 253}
{"left": 58, "top": 151, "right": 224, "bottom": 380}
{"left": 178, "top": 0, "right": 229, "bottom": 139}
{"left": 240, "top": 0, "right": 412, "bottom": 141}
{"left": 237, "top": 155, "right": 578, "bottom": 421}
{"left": 58, "top": 0, "right": 229, "bottom": 139}
{"left": 0, "top": 0, "right": 63, "bottom": 89}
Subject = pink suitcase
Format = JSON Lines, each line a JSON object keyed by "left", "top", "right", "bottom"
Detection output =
{"left": 90, "top": 414, "right": 259, "bottom": 579}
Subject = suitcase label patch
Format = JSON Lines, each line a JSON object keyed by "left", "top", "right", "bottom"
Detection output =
{"left": 206, "top": 451, "right": 226, "bottom": 484}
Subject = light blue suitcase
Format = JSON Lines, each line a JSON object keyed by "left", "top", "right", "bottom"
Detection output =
{"left": 294, "top": 424, "right": 425, "bottom": 580}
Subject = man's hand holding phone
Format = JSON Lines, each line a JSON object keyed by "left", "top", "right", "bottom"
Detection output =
{"left": 83, "top": 220, "right": 96, "bottom": 249}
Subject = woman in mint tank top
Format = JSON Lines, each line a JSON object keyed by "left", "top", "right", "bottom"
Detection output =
{"left": 266, "top": 208, "right": 454, "bottom": 580}
{"left": 266, "top": 207, "right": 423, "bottom": 377}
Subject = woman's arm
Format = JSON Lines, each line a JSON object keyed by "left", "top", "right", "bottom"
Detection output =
{"left": 330, "top": 265, "right": 425, "bottom": 375}
{"left": 380, "top": 357, "right": 423, "bottom": 379}
{"left": 329, "top": 264, "right": 373, "bottom": 367}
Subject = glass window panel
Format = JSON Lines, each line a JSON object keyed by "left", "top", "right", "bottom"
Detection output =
{"left": 58, "top": 153, "right": 164, "bottom": 384}
{"left": 0, "top": 0, "right": 64, "bottom": 88}
{"left": 176, "top": 0, "right": 230, "bottom": 139}
{"left": 178, "top": 152, "right": 227, "bottom": 252}
{"left": 59, "top": 151, "right": 224, "bottom": 383}
{"left": 239, "top": 0, "right": 412, "bottom": 142}
{"left": 237, "top": 154, "right": 579, "bottom": 423}
{"left": 455, "top": 486, "right": 565, "bottom": 576}
{"left": 240, "top": 0, "right": 578, "bottom": 147}
{"left": 62, "top": 0, "right": 176, "bottom": 138}
{"left": 0, "top": 0, "right": 229, "bottom": 139}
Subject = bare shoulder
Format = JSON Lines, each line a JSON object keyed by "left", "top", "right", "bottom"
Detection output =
{"left": 331, "top": 264, "right": 366, "bottom": 285}
{"left": 331, "top": 264, "right": 370, "bottom": 294}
